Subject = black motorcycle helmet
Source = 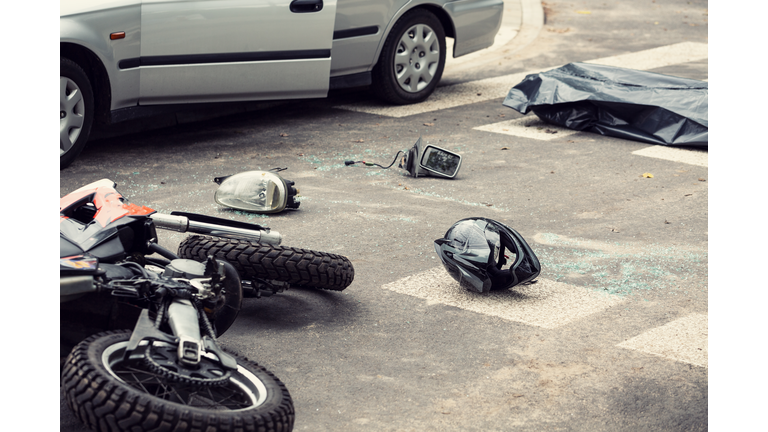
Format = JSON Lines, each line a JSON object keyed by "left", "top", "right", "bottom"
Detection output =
{"left": 434, "top": 218, "right": 541, "bottom": 293}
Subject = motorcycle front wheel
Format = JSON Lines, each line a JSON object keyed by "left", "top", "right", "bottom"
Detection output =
{"left": 178, "top": 235, "right": 354, "bottom": 292}
{"left": 62, "top": 330, "right": 294, "bottom": 432}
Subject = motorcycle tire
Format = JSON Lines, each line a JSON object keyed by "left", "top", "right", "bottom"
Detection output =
{"left": 178, "top": 235, "right": 354, "bottom": 292}
{"left": 62, "top": 330, "right": 294, "bottom": 432}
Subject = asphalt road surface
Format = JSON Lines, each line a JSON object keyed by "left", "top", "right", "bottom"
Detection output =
{"left": 59, "top": 1, "right": 712, "bottom": 430}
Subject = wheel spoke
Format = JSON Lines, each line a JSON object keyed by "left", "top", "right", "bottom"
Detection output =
{"left": 399, "top": 32, "right": 416, "bottom": 52}
{"left": 60, "top": 77, "right": 68, "bottom": 101}
{"left": 65, "top": 87, "right": 83, "bottom": 112}
{"left": 397, "top": 69, "right": 414, "bottom": 89}
{"left": 422, "top": 26, "right": 435, "bottom": 46}
{"left": 424, "top": 48, "right": 440, "bottom": 66}
{"left": 60, "top": 125, "right": 74, "bottom": 153}
{"left": 413, "top": 24, "right": 426, "bottom": 44}
{"left": 68, "top": 112, "right": 84, "bottom": 129}
{"left": 417, "top": 71, "right": 430, "bottom": 88}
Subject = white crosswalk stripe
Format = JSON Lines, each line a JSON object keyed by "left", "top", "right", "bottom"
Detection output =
{"left": 473, "top": 115, "right": 580, "bottom": 140}
{"left": 381, "top": 267, "right": 625, "bottom": 329}
{"left": 335, "top": 42, "right": 708, "bottom": 118}
{"left": 632, "top": 146, "right": 708, "bottom": 167}
{"left": 474, "top": 118, "right": 709, "bottom": 167}
{"left": 617, "top": 313, "right": 708, "bottom": 368}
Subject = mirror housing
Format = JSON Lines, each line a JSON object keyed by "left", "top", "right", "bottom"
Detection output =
{"left": 399, "top": 137, "right": 462, "bottom": 178}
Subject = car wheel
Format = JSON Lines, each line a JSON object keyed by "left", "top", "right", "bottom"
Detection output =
{"left": 372, "top": 9, "right": 446, "bottom": 105}
{"left": 60, "top": 57, "right": 94, "bottom": 169}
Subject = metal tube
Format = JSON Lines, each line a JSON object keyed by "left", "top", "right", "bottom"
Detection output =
{"left": 167, "top": 299, "right": 202, "bottom": 366}
{"left": 185, "top": 220, "right": 282, "bottom": 244}
{"left": 150, "top": 213, "right": 282, "bottom": 245}
{"left": 150, "top": 213, "right": 189, "bottom": 232}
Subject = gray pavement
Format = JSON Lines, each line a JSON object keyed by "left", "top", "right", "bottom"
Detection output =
{"left": 59, "top": 1, "right": 717, "bottom": 430}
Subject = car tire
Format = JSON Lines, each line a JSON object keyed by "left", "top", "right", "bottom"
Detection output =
{"left": 60, "top": 57, "right": 94, "bottom": 169}
{"left": 372, "top": 9, "right": 446, "bottom": 105}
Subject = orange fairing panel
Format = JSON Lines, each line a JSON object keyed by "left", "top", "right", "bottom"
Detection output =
{"left": 60, "top": 184, "right": 154, "bottom": 227}
{"left": 92, "top": 187, "right": 154, "bottom": 227}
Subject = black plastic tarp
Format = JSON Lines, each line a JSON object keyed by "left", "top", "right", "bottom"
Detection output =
{"left": 502, "top": 63, "right": 708, "bottom": 147}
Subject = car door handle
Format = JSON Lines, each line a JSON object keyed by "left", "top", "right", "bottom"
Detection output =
{"left": 290, "top": 0, "right": 323, "bottom": 13}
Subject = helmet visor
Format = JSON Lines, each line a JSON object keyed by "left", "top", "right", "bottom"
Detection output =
{"left": 445, "top": 220, "right": 490, "bottom": 254}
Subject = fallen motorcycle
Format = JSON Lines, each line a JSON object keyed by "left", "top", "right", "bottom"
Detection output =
{"left": 179, "top": 168, "right": 355, "bottom": 298}
{"left": 60, "top": 179, "right": 352, "bottom": 431}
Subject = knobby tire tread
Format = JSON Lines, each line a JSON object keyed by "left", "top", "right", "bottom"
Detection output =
{"left": 62, "top": 330, "right": 294, "bottom": 432}
{"left": 178, "top": 235, "right": 354, "bottom": 291}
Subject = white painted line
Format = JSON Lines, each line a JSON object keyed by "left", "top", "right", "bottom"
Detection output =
{"left": 617, "top": 313, "right": 708, "bottom": 368}
{"left": 335, "top": 42, "right": 708, "bottom": 118}
{"left": 337, "top": 71, "right": 534, "bottom": 118}
{"left": 632, "top": 145, "right": 708, "bottom": 167}
{"left": 583, "top": 42, "right": 709, "bottom": 70}
{"left": 382, "top": 267, "right": 625, "bottom": 329}
{"left": 473, "top": 115, "right": 580, "bottom": 140}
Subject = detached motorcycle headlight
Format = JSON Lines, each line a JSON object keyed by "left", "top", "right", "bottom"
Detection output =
{"left": 213, "top": 171, "right": 300, "bottom": 213}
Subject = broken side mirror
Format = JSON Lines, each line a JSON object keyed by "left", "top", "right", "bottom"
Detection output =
{"left": 399, "top": 137, "right": 462, "bottom": 179}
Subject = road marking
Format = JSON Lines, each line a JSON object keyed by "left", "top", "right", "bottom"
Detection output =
{"left": 617, "top": 313, "right": 708, "bottom": 368}
{"left": 335, "top": 42, "right": 708, "bottom": 118}
{"left": 632, "top": 145, "right": 708, "bottom": 167}
{"left": 474, "top": 120, "right": 709, "bottom": 166}
{"left": 381, "top": 267, "right": 625, "bottom": 329}
{"left": 582, "top": 42, "right": 709, "bottom": 70}
{"left": 473, "top": 115, "right": 580, "bottom": 140}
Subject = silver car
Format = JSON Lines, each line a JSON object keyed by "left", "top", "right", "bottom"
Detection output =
{"left": 60, "top": 0, "right": 503, "bottom": 168}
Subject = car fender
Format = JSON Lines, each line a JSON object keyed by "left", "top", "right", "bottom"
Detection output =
{"left": 442, "top": 0, "right": 503, "bottom": 57}
{"left": 60, "top": 2, "right": 141, "bottom": 110}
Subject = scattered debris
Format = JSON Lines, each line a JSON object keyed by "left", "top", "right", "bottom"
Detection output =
{"left": 279, "top": 133, "right": 289, "bottom": 137}
{"left": 642, "top": 173, "right": 654, "bottom": 178}
{"left": 423, "top": 122, "right": 435, "bottom": 127}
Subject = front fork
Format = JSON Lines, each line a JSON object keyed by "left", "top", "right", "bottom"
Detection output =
{"left": 123, "top": 298, "right": 238, "bottom": 371}
{"left": 167, "top": 299, "right": 203, "bottom": 366}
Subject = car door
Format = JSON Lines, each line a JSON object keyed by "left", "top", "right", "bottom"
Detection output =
{"left": 138, "top": 0, "right": 336, "bottom": 104}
